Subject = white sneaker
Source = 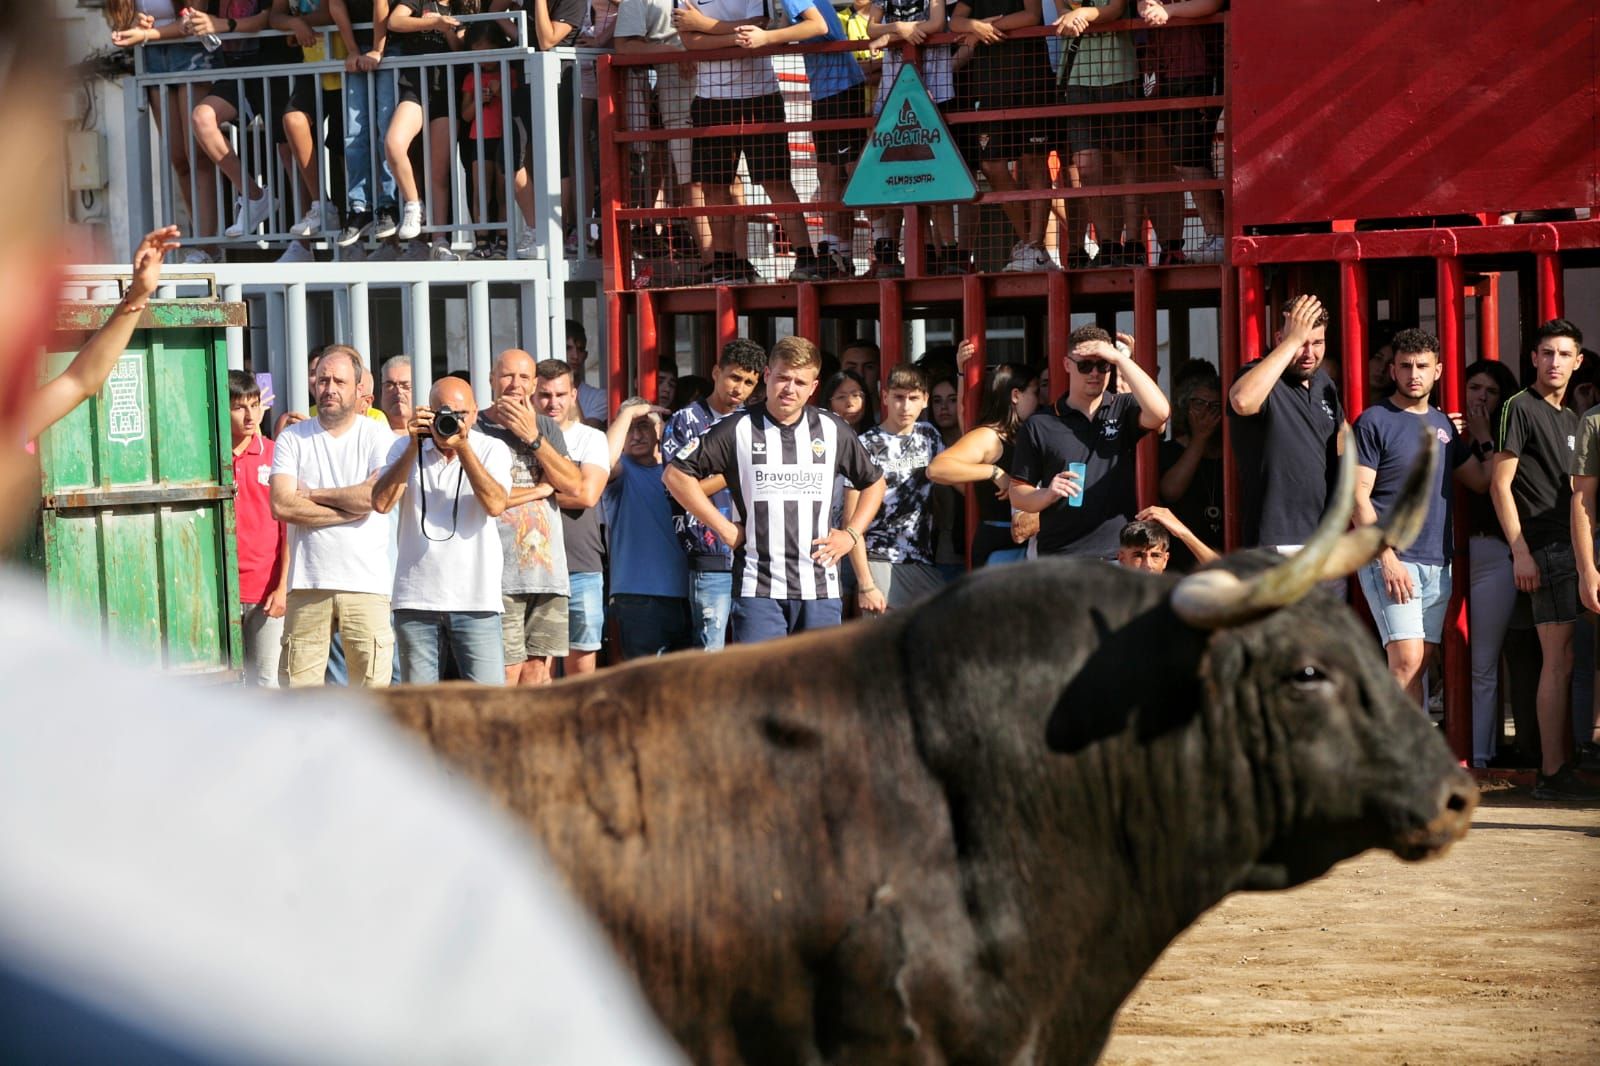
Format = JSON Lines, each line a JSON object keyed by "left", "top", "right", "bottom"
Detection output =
{"left": 179, "top": 247, "right": 214, "bottom": 265}
{"left": 276, "top": 241, "right": 313, "bottom": 263}
{"left": 396, "top": 201, "right": 424, "bottom": 241}
{"left": 1192, "top": 234, "right": 1225, "bottom": 263}
{"left": 225, "top": 189, "right": 273, "bottom": 238}
{"left": 289, "top": 199, "right": 331, "bottom": 238}
{"left": 430, "top": 242, "right": 461, "bottom": 262}
{"left": 1002, "top": 241, "right": 1035, "bottom": 272}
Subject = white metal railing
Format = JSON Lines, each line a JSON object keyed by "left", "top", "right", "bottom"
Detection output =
{"left": 63, "top": 263, "right": 608, "bottom": 427}
{"left": 121, "top": 16, "right": 603, "bottom": 272}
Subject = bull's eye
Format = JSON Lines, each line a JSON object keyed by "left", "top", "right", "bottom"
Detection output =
{"left": 1290, "top": 664, "right": 1329, "bottom": 686}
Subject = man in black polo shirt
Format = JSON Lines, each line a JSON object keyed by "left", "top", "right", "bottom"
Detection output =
{"left": 1229, "top": 294, "right": 1345, "bottom": 550}
{"left": 1493, "top": 318, "right": 1596, "bottom": 800}
{"left": 1010, "top": 326, "right": 1170, "bottom": 557}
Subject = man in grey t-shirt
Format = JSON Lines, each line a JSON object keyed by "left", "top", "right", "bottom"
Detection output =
{"left": 478, "top": 349, "right": 584, "bottom": 685}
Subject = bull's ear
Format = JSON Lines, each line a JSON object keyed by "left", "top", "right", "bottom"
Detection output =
{"left": 1044, "top": 603, "right": 1210, "bottom": 753}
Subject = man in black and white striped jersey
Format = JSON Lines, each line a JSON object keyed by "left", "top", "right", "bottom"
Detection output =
{"left": 665, "top": 336, "right": 886, "bottom": 643}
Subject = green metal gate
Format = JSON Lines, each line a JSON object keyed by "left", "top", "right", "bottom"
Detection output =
{"left": 36, "top": 288, "right": 249, "bottom": 679}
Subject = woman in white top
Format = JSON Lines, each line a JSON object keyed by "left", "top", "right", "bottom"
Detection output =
{"left": 108, "top": 0, "right": 218, "bottom": 262}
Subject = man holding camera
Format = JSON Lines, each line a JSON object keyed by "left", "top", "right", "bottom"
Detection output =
{"left": 373, "top": 377, "right": 514, "bottom": 684}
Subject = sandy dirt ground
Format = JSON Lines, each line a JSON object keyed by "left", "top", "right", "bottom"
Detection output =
{"left": 1103, "top": 786, "right": 1600, "bottom": 1065}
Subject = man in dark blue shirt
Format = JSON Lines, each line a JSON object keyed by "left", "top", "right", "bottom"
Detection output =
{"left": 1352, "top": 329, "right": 1490, "bottom": 706}
{"left": 1010, "top": 325, "right": 1169, "bottom": 557}
{"left": 1229, "top": 294, "right": 1345, "bottom": 550}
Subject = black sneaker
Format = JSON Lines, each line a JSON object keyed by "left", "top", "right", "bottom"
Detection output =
{"left": 1531, "top": 764, "right": 1600, "bottom": 801}
{"left": 372, "top": 207, "right": 399, "bottom": 241}
{"left": 336, "top": 210, "right": 372, "bottom": 248}
{"left": 790, "top": 250, "right": 823, "bottom": 282}
{"left": 1578, "top": 740, "right": 1600, "bottom": 772}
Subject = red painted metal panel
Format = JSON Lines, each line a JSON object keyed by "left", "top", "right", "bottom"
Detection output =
{"left": 1230, "top": 0, "right": 1598, "bottom": 228}
{"left": 1535, "top": 251, "right": 1565, "bottom": 322}
{"left": 596, "top": 55, "right": 626, "bottom": 293}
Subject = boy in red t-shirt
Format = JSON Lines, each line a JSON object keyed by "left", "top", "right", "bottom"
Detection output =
{"left": 230, "top": 371, "right": 288, "bottom": 686}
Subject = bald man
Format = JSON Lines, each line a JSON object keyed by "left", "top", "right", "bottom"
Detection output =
{"left": 478, "top": 349, "right": 586, "bottom": 685}
{"left": 373, "top": 376, "right": 515, "bottom": 683}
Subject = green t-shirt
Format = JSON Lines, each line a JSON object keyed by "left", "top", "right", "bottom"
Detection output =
{"left": 1064, "top": 0, "right": 1137, "bottom": 88}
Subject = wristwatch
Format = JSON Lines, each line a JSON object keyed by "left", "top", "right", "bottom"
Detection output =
{"left": 226, "top": 16, "right": 237, "bottom": 32}
{"left": 528, "top": 434, "right": 543, "bottom": 452}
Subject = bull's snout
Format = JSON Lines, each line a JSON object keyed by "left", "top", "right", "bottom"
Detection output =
{"left": 1393, "top": 769, "right": 1477, "bottom": 861}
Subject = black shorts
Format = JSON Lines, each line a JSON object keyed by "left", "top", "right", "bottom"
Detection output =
{"left": 285, "top": 80, "right": 344, "bottom": 144}
{"left": 812, "top": 84, "right": 867, "bottom": 169}
{"left": 1062, "top": 80, "right": 1139, "bottom": 156}
{"left": 459, "top": 135, "right": 504, "bottom": 171}
{"left": 690, "top": 93, "right": 791, "bottom": 187}
{"left": 398, "top": 64, "right": 453, "bottom": 121}
{"left": 1529, "top": 541, "right": 1580, "bottom": 626}
{"left": 953, "top": 63, "right": 1059, "bottom": 164}
{"left": 1148, "top": 75, "right": 1219, "bottom": 171}
{"left": 209, "top": 70, "right": 292, "bottom": 129}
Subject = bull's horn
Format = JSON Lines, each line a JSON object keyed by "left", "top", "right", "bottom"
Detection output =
{"left": 1171, "top": 425, "right": 1361, "bottom": 629}
{"left": 1313, "top": 422, "right": 1439, "bottom": 581}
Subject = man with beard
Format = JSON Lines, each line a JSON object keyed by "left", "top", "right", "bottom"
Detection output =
{"left": 1230, "top": 294, "right": 1346, "bottom": 550}
{"left": 270, "top": 345, "right": 399, "bottom": 687}
{"left": 1352, "top": 329, "right": 1492, "bottom": 705}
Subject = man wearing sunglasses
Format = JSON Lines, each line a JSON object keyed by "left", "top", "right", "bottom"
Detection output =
{"left": 1010, "top": 325, "right": 1170, "bottom": 557}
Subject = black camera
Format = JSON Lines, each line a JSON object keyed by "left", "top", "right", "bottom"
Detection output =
{"left": 432, "top": 406, "right": 462, "bottom": 438}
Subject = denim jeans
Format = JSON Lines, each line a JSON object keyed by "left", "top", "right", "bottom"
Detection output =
{"left": 730, "top": 596, "right": 842, "bottom": 644}
{"left": 344, "top": 68, "right": 398, "bottom": 213}
{"left": 689, "top": 570, "right": 733, "bottom": 651}
{"left": 394, "top": 610, "right": 505, "bottom": 684}
{"left": 612, "top": 594, "right": 694, "bottom": 660}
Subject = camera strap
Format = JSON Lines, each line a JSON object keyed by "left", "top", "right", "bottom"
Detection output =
{"left": 417, "top": 440, "right": 466, "bottom": 542}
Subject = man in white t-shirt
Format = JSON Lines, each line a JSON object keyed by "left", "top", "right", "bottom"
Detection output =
{"left": 270, "top": 346, "right": 399, "bottom": 687}
{"left": 373, "top": 376, "right": 514, "bottom": 684}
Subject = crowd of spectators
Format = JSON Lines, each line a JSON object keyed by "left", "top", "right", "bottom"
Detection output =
{"left": 228, "top": 298, "right": 1600, "bottom": 802}
{"left": 108, "top": 0, "right": 1226, "bottom": 271}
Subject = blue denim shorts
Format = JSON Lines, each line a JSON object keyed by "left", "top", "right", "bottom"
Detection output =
{"left": 1358, "top": 559, "right": 1451, "bottom": 644}
{"left": 567, "top": 571, "right": 605, "bottom": 651}
{"left": 143, "top": 40, "right": 216, "bottom": 76}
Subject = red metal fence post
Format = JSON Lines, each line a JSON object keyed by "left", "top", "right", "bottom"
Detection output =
{"left": 1437, "top": 252, "right": 1471, "bottom": 763}
{"left": 597, "top": 54, "right": 625, "bottom": 294}
{"left": 1338, "top": 257, "right": 1369, "bottom": 419}
{"left": 1534, "top": 250, "right": 1564, "bottom": 322}
{"left": 1133, "top": 266, "right": 1159, "bottom": 509}
{"left": 715, "top": 285, "right": 738, "bottom": 355}
{"left": 797, "top": 283, "right": 820, "bottom": 345}
{"left": 1221, "top": 266, "right": 1241, "bottom": 551}
{"left": 1477, "top": 272, "right": 1500, "bottom": 362}
{"left": 963, "top": 274, "right": 986, "bottom": 569}
{"left": 879, "top": 281, "right": 904, "bottom": 377}
{"left": 1047, "top": 270, "right": 1070, "bottom": 407}
{"left": 606, "top": 291, "right": 626, "bottom": 417}
{"left": 637, "top": 288, "right": 659, "bottom": 404}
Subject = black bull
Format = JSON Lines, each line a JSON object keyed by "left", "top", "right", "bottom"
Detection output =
{"left": 378, "top": 554, "right": 1477, "bottom": 1064}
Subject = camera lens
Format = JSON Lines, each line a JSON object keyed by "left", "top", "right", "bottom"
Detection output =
{"left": 434, "top": 408, "right": 461, "bottom": 438}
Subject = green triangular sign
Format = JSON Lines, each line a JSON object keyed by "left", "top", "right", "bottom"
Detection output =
{"left": 843, "top": 64, "right": 977, "bottom": 208}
